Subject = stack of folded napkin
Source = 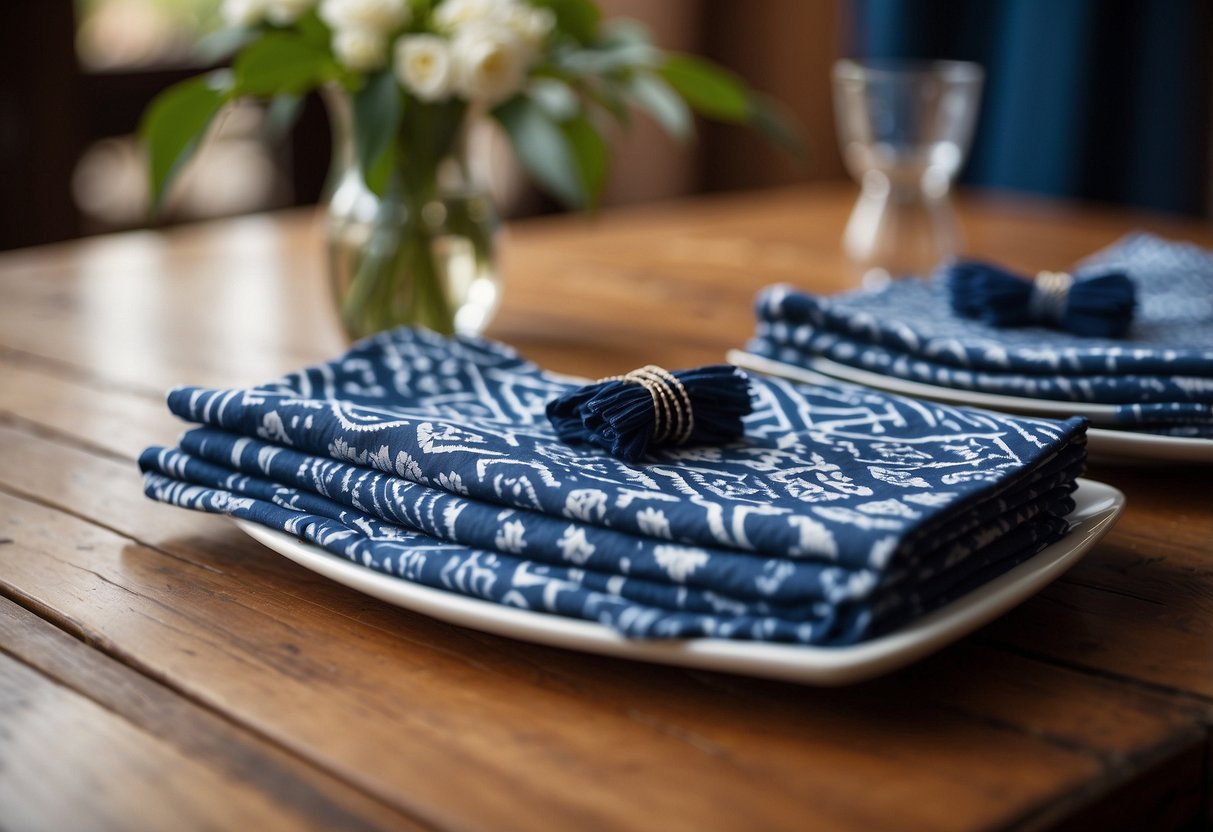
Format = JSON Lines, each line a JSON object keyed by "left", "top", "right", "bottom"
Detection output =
{"left": 750, "top": 233, "right": 1213, "bottom": 437}
{"left": 141, "top": 328, "right": 1086, "bottom": 645}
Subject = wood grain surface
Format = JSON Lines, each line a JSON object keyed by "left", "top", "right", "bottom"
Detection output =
{"left": 1, "top": 183, "right": 1211, "bottom": 831}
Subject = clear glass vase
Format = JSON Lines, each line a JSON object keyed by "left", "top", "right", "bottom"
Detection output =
{"left": 324, "top": 90, "right": 501, "bottom": 340}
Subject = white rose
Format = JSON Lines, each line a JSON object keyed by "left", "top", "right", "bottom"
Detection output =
{"left": 221, "top": 0, "right": 268, "bottom": 27}
{"left": 451, "top": 24, "right": 527, "bottom": 105}
{"left": 264, "top": 0, "right": 315, "bottom": 24}
{"left": 507, "top": 6, "right": 554, "bottom": 53}
{"left": 433, "top": 0, "right": 501, "bottom": 33}
{"left": 320, "top": 0, "right": 409, "bottom": 33}
{"left": 332, "top": 26, "right": 388, "bottom": 70}
{"left": 395, "top": 35, "right": 455, "bottom": 102}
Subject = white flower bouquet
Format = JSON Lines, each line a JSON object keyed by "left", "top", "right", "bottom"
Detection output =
{"left": 142, "top": 0, "right": 796, "bottom": 337}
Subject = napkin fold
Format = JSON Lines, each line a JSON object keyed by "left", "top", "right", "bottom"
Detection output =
{"left": 750, "top": 233, "right": 1213, "bottom": 436}
{"left": 141, "top": 328, "right": 1086, "bottom": 644}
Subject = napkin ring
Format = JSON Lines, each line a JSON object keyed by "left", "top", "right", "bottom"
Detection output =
{"left": 598, "top": 365, "right": 695, "bottom": 445}
{"left": 545, "top": 364, "right": 752, "bottom": 462}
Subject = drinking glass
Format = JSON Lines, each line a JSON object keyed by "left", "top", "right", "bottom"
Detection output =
{"left": 832, "top": 59, "right": 983, "bottom": 288}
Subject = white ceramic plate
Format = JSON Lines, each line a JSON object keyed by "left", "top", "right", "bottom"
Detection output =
{"left": 729, "top": 350, "right": 1213, "bottom": 465}
{"left": 235, "top": 479, "right": 1123, "bottom": 686}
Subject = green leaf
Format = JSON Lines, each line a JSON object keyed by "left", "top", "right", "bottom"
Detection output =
{"left": 365, "top": 143, "right": 398, "bottom": 199}
{"left": 543, "top": 17, "right": 656, "bottom": 78}
{"left": 580, "top": 76, "right": 630, "bottom": 126}
{"left": 625, "top": 71, "right": 691, "bottom": 141}
{"left": 748, "top": 93, "right": 805, "bottom": 160}
{"left": 493, "top": 95, "right": 584, "bottom": 207}
{"left": 430, "top": 99, "right": 470, "bottom": 157}
{"left": 531, "top": 0, "right": 600, "bottom": 45}
{"left": 560, "top": 113, "right": 608, "bottom": 210}
{"left": 139, "top": 71, "right": 232, "bottom": 213}
{"left": 554, "top": 38, "right": 660, "bottom": 76}
{"left": 528, "top": 77, "right": 579, "bottom": 122}
{"left": 233, "top": 31, "right": 337, "bottom": 96}
{"left": 353, "top": 70, "right": 402, "bottom": 194}
{"left": 658, "top": 54, "right": 749, "bottom": 122}
{"left": 293, "top": 9, "right": 330, "bottom": 48}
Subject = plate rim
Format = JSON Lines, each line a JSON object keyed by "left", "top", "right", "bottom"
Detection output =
{"left": 234, "top": 479, "right": 1124, "bottom": 686}
{"left": 728, "top": 350, "right": 1213, "bottom": 463}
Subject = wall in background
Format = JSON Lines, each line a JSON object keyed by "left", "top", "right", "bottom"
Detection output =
{"left": 0, "top": 4, "right": 84, "bottom": 249}
{"left": 699, "top": 0, "right": 845, "bottom": 192}
{"left": 17, "top": 3, "right": 1210, "bottom": 246}
{"left": 848, "top": 0, "right": 1213, "bottom": 217}
{"left": 0, "top": 0, "right": 848, "bottom": 250}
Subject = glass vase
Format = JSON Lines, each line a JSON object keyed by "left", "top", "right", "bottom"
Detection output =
{"left": 324, "top": 91, "right": 501, "bottom": 340}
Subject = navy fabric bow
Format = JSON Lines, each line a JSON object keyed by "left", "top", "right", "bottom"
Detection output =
{"left": 546, "top": 364, "right": 752, "bottom": 462}
{"left": 947, "top": 260, "right": 1136, "bottom": 338}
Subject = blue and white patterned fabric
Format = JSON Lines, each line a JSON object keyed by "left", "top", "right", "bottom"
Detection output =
{"left": 750, "top": 233, "right": 1213, "bottom": 436}
{"left": 140, "top": 328, "right": 1086, "bottom": 645}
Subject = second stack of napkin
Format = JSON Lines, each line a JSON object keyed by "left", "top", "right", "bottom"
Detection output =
{"left": 750, "top": 233, "right": 1213, "bottom": 436}
{"left": 141, "top": 328, "right": 1086, "bottom": 645}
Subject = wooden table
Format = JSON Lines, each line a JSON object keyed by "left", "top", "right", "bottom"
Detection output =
{"left": 1, "top": 183, "right": 1211, "bottom": 831}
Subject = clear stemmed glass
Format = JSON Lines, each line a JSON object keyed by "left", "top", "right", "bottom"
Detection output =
{"left": 833, "top": 59, "right": 984, "bottom": 288}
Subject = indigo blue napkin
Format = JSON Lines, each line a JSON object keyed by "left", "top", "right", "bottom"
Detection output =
{"left": 750, "top": 234, "right": 1213, "bottom": 436}
{"left": 141, "top": 328, "right": 1086, "bottom": 644}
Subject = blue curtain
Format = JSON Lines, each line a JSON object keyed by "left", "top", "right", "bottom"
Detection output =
{"left": 848, "top": 0, "right": 1212, "bottom": 216}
